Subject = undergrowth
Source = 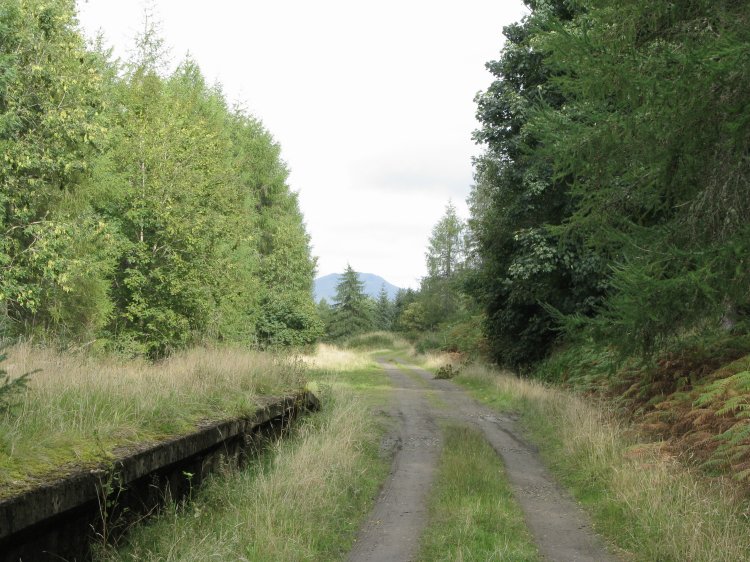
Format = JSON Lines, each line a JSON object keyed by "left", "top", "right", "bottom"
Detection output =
{"left": 103, "top": 342, "right": 391, "bottom": 561}
{"left": 344, "top": 331, "right": 408, "bottom": 351}
{"left": 535, "top": 332, "right": 750, "bottom": 484}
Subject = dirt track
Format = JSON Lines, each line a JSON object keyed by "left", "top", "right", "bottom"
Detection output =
{"left": 347, "top": 359, "right": 618, "bottom": 562}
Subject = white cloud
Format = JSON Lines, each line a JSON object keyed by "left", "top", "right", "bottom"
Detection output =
{"left": 76, "top": 0, "right": 528, "bottom": 289}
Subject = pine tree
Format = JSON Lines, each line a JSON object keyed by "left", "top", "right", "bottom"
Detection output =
{"left": 375, "top": 285, "right": 394, "bottom": 331}
{"left": 327, "top": 265, "right": 374, "bottom": 340}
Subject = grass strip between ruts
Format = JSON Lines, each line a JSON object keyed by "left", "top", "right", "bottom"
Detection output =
{"left": 418, "top": 422, "right": 539, "bottom": 562}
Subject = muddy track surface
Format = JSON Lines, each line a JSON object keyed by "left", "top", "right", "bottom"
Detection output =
{"left": 347, "top": 359, "right": 618, "bottom": 562}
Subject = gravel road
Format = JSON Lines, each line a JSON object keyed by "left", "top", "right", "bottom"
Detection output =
{"left": 347, "top": 358, "right": 618, "bottom": 562}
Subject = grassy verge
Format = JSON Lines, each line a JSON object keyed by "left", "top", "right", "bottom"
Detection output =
{"left": 101, "top": 385, "right": 387, "bottom": 561}
{"left": 418, "top": 423, "right": 539, "bottom": 562}
{"left": 0, "top": 344, "right": 304, "bottom": 496}
{"left": 102, "top": 343, "right": 393, "bottom": 561}
{"left": 455, "top": 364, "right": 750, "bottom": 562}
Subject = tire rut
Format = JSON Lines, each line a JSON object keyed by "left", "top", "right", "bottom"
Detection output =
{"left": 346, "top": 360, "right": 441, "bottom": 562}
{"left": 348, "top": 358, "right": 619, "bottom": 562}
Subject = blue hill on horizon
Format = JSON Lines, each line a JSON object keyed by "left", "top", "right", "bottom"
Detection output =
{"left": 314, "top": 272, "right": 401, "bottom": 303}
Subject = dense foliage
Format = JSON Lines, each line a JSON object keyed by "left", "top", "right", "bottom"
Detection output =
{"left": 468, "top": 0, "right": 750, "bottom": 370}
{"left": 0, "top": 0, "right": 319, "bottom": 355}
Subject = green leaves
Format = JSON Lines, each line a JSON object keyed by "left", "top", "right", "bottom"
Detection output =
{"left": 0, "top": 0, "right": 110, "bottom": 340}
{"left": 468, "top": 1, "right": 603, "bottom": 369}
{"left": 469, "top": 0, "right": 750, "bottom": 368}
{"left": 0, "top": 4, "right": 318, "bottom": 354}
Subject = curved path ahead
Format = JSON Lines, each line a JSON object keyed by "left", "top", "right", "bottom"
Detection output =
{"left": 347, "top": 358, "right": 618, "bottom": 562}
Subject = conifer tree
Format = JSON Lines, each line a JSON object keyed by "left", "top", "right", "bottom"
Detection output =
{"left": 532, "top": 0, "right": 750, "bottom": 352}
{"left": 420, "top": 203, "right": 469, "bottom": 328}
{"left": 426, "top": 202, "right": 465, "bottom": 280}
{"left": 99, "top": 39, "right": 237, "bottom": 356}
{"left": 0, "top": 3, "right": 321, "bottom": 353}
{"left": 328, "top": 265, "right": 374, "bottom": 340}
{"left": 375, "top": 285, "right": 394, "bottom": 331}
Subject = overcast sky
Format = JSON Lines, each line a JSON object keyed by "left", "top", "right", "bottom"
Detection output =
{"left": 76, "top": 0, "right": 527, "bottom": 289}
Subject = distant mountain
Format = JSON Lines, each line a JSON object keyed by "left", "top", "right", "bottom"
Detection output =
{"left": 314, "top": 272, "right": 402, "bottom": 303}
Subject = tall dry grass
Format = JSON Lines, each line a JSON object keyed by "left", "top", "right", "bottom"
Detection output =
{"left": 459, "top": 364, "right": 750, "bottom": 562}
{"left": 103, "top": 386, "right": 385, "bottom": 561}
{"left": 300, "top": 343, "right": 374, "bottom": 373}
{"left": 404, "top": 348, "right": 464, "bottom": 374}
{"left": 0, "top": 344, "right": 304, "bottom": 494}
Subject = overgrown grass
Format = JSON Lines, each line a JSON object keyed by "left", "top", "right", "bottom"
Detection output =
{"left": 456, "top": 364, "right": 750, "bottom": 562}
{"left": 302, "top": 343, "right": 391, "bottom": 407}
{"left": 0, "top": 344, "right": 304, "bottom": 496}
{"left": 302, "top": 342, "right": 375, "bottom": 372}
{"left": 102, "top": 343, "right": 392, "bottom": 561}
{"left": 101, "top": 385, "right": 387, "bottom": 561}
{"left": 418, "top": 423, "right": 539, "bottom": 562}
{"left": 401, "top": 348, "right": 463, "bottom": 375}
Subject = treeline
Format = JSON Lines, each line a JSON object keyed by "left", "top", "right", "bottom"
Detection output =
{"left": 466, "top": 0, "right": 750, "bottom": 371}
{"left": 389, "top": 202, "right": 484, "bottom": 355}
{"left": 316, "top": 266, "right": 396, "bottom": 340}
{"left": 318, "top": 203, "right": 484, "bottom": 355}
{"left": 0, "top": 1, "right": 320, "bottom": 357}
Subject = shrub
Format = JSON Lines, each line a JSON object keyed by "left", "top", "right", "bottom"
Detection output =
{"left": 434, "top": 364, "right": 460, "bottom": 380}
{"left": 415, "top": 332, "right": 443, "bottom": 354}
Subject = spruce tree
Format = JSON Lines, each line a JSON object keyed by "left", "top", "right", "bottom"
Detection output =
{"left": 328, "top": 265, "right": 374, "bottom": 340}
{"left": 375, "top": 285, "right": 394, "bottom": 331}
